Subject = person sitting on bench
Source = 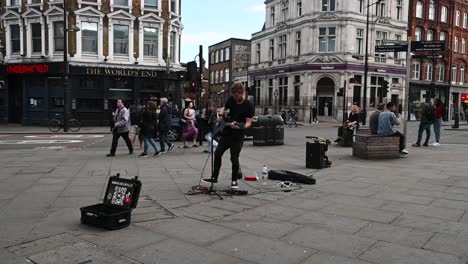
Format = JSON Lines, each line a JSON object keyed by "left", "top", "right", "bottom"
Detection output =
{"left": 377, "top": 102, "right": 408, "bottom": 155}
{"left": 369, "top": 103, "right": 385, "bottom": 135}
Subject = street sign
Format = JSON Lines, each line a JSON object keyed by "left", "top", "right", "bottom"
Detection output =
{"left": 411, "top": 54, "right": 443, "bottom": 59}
{"left": 375, "top": 44, "right": 407, "bottom": 52}
{"left": 383, "top": 40, "right": 408, "bottom": 45}
{"left": 411, "top": 41, "right": 445, "bottom": 51}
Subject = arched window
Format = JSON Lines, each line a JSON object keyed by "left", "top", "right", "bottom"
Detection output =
{"left": 413, "top": 60, "right": 421, "bottom": 80}
{"left": 425, "top": 63, "right": 433, "bottom": 81}
{"left": 426, "top": 29, "right": 434, "bottom": 41}
{"left": 415, "top": 27, "right": 422, "bottom": 41}
{"left": 437, "top": 63, "right": 445, "bottom": 81}
{"left": 416, "top": 1, "right": 424, "bottom": 18}
{"left": 428, "top": 0, "right": 435, "bottom": 20}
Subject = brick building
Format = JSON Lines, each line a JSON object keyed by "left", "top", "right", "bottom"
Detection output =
{"left": 0, "top": 0, "right": 183, "bottom": 125}
{"left": 410, "top": 0, "right": 468, "bottom": 121}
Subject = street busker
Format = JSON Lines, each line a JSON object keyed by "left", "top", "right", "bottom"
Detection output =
{"left": 139, "top": 101, "right": 160, "bottom": 158}
{"left": 335, "top": 105, "right": 360, "bottom": 143}
{"left": 106, "top": 99, "right": 133, "bottom": 157}
{"left": 377, "top": 102, "right": 408, "bottom": 155}
{"left": 202, "top": 82, "right": 254, "bottom": 189}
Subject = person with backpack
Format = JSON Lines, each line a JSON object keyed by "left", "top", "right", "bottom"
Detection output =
{"left": 433, "top": 99, "right": 444, "bottom": 146}
{"left": 412, "top": 101, "right": 435, "bottom": 147}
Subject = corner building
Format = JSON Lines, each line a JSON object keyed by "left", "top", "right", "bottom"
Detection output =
{"left": 0, "top": 0, "right": 183, "bottom": 126}
{"left": 249, "top": 0, "right": 408, "bottom": 122}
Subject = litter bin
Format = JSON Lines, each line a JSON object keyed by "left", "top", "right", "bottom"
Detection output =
{"left": 306, "top": 136, "right": 331, "bottom": 169}
{"left": 253, "top": 115, "right": 284, "bottom": 146}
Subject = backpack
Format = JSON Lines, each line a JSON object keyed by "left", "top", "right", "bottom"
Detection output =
{"left": 425, "top": 104, "right": 436, "bottom": 122}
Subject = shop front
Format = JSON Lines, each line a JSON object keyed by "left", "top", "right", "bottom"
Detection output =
{"left": 408, "top": 82, "right": 450, "bottom": 121}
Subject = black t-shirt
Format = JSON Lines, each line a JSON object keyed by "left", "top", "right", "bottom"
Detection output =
{"left": 223, "top": 96, "right": 254, "bottom": 138}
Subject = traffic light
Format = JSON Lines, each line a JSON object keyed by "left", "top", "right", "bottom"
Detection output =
{"left": 382, "top": 80, "right": 389, "bottom": 97}
{"left": 186, "top": 61, "right": 198, "bottom": 82}
{"left": 189, "top": 81, "right": 196, "bottom": 93}
{"left": 337, "top": 88, "right": 344, "bottom": 97}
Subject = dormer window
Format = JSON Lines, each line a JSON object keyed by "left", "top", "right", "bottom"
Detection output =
{"left": 145, "top": 0, "right": 158, "bottom": 9}
{"left": 77, "top": 0, "right": 101, "bottom": 9}
{"left": 110, "top": 0, "right": 131, "bottom": 12}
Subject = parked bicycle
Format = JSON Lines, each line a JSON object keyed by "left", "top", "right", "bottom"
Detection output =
{"left": 48, "top": 113, "right": 81, "bottom": 132}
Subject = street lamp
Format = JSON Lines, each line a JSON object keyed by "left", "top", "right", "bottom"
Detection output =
{"left": 274, "top": 89, "right": 278, "bottom": 115}
{"left": 62, "top": 0, "right": 80, "bottom": 132}
{"left": 362, "top": 0, "right": 383, "bottom": 126}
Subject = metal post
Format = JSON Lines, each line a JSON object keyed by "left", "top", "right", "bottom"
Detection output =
{"left": 63, "top": 0, "right": 69, "bottom": 132}
{"left": 342, "top": 80, "right": 347, "bottom": 124}
{"left": 362, "top": 0, "right": 371, "bottom": 126}
{"left": 403, "top": 38, "right": 411, "bottom": 149}
{"left": 198, "top": 45, "right": 203, "bottom": 110}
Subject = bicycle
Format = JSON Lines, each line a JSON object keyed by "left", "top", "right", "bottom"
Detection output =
{"left": 48, "top": 113, "right": 81, "bottom": 132}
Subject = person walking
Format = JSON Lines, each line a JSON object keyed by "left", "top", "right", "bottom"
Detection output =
{"left": 412, "top": 101, "right": 435, "bottom": 147}
{"left": 106, "top": 99, "right": 133, "bottom": 157}
{"left": 158, "top": 98, "right": 175, "bottom": 153}
{"left": 138, "top": 101, "right": 160, "bottom": 157}
{"left": 181, "top": 101, "right": 199, "bottom": 148}
{"left": 433, "top": 99, "right": 443, "bottom": 146}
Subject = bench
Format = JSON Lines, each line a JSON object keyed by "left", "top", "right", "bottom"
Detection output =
{"left": 352, "top": 134, "right": 400, "bottom": 159}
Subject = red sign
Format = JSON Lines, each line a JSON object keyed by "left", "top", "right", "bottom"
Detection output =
{"left": 461, "top": 93, "right": 468, "bottom": 103}
{"left": 6, "top": 64, "right": 49, "bottom": 74}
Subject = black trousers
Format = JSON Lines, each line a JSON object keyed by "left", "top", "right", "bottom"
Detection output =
{"left": 392, "top": 131, "right": 405, "bottom": 151}
{"left": 159, "top": 129, "right": 172, "bottom": 151}
{"left": 213, "top": 136, "right": 243, "bottom": 182}
{"left": 110, "top": 131, "right": 133, "bottom": 154}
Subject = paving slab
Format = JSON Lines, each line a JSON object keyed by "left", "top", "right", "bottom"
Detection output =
{"left": 135, "top": 217, "right": 238, "bottom": 246}
{"left": 301, "top": 251, "right": 374, "bottom": 264}
{"left": 290, "top": 211, "right": 370, "bottom": 234}
{"left": 355, "top": 222, "right": 433, "bottom": 248}
{"left": 240, "top": 203, "right": 308, "bottom": 221}
{"left": 214, "top": 217, "right": 302, "bottom": 239}
{"left": 319, "top": 204, "right": 401, "bottom": 224}
{"left": 370, "top": 192, "right": 434, "bottom": 205}
{"left": 359, "top": 241, "right": 462, "bottom": 264}
{"left": 423, "top": 233, "right": 468, "bottom": 259}
{"left": 127, "top": 238, "right": 240, "bottom": 264}
{"left": 277, "top": 196, "right": 330, "bottom": 211}
{"left": 0, "top": 248, "right": 31, "bottom": 264}
{"left": 316, "top": 193, "right": 387, "bottom": 209}
{"left": 392, "top": 214, "right": 468, "bottom": 236}
{"left": 208, "top": 232, "right": 316, "bottom": 264}
{"left": 283, "top": 226, "right": 376, "bottom": 258}
{"left": 380, "top": 201, "right": 464, "bottom": 221}
{"left": 431, "top": 198, "right": 468, "bottom": 210}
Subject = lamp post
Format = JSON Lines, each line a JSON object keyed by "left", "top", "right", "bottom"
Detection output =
{"left": 274, "top": 89, "right": 278, "bottom": 115}
{"left": 362, "top": 0, "right": 383, "bottom": 126}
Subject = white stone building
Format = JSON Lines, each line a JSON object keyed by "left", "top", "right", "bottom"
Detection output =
{"left": 249, "top": 0, "right": 408, "bottom": 122}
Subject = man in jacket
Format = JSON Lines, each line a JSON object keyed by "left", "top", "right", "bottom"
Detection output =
{"left": 106, "top": 99, "right": 133, "bottom": 157}
{"left": 412, "top": 102, "right": 434, "bottom": 147}
{"left": 158, "top": 98, "right": 175, "bottom": 153}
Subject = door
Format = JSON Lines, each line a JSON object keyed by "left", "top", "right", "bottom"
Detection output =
{"left": 8, "top": 77, "right": 23, "bottom": 123}
{"left": 318, "top": 97, "right": 333, "bottom": 116}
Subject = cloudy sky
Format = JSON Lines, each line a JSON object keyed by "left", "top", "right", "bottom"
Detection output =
{"left": 180, "top": 0, "right": 265, "bottom": 64}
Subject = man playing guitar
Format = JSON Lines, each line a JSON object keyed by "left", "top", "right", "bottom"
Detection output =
{"left": 202, "top": 82, "right": 254, "bottom": 189}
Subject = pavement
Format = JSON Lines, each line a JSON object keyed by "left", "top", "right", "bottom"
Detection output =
{"left": 1, "top": 123, "right": 468, "bottom": 264}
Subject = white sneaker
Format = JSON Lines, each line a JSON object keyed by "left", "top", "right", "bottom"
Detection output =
{"left": 432, "top": 142, "right": 440, "bottom": 146}
{"left": 401, "top": 149, "right": 409, "bottom": 155}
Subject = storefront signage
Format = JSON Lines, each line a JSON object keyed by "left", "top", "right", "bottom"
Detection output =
{"left": 377, "top": 69, "right": 387, "bottom": 73}
{"left": 461, "top": 93, "right": 468, "bottom": 103}
{"left": 321, "top": 66, "right": 335, "bottom": 70}
{"left": 79, "top": 67, "right": 158, "bottom": 78}
{"left": 6, "top": 64, "right": 49, "bottom": 74}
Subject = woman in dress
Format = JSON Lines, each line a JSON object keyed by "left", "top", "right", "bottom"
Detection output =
{"left": 181, "top": 101, "right": 199, "bottom": 148}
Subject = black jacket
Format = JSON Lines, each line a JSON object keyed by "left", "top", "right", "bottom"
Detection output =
{"left": 158, "top": 105, "right": 172, "bottom": 131}
{"left": 142, "top": 110, "right": 157, "bottom": 137}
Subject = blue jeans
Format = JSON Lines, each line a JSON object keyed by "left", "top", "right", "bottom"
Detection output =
{"left": 433, "top": 118, "right": 442, "bottom": 143}
{"left": 416, "top": 123, "right": 431, "bottom": 145}
{"left": 143, "top": 137, "right": 159, "bottom": 154}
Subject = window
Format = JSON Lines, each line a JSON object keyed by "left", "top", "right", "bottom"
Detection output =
{"left": 426, "top": 63, "right": 433, "bottom": 81}
{"left": 396, "top": 0, "right": 403, "bottom": 20}
{"left": 461, "top": 66, "right": 465, "bottom": 84}
{"left": 281, "top": 0, "right": 289, "bottom": 21}
{"left": 210, "top": 72, "right": 214, "bottom": 84}
{"left": 268, "top": 79, "right": 273, "bottom": 106}
{"left": 415, "top": 27, "right": 422, "bottom": 41}
{"left": 270, "top": 6, "right": 275, "bottom": 26}
{"left": 294, "top": 75, "right": 300, "bottom": 106}
{"left": 170, "top": 0, "right": 177, "bottom": 13}
{"left": 452, "top": 64, "right": 457, "bottom": 83}
{"left": 269, "top": 39, "right": 275, "bottom": 60}
{"left": 143, "top": 27, "right": 158, "bottom": 57}
{"left": 426, "top": 29, "right": 433, "bottom": 41}
{"left": 416, "top": 1, "right": 423, "bottom": 18}
{"left": 375, "top": 31, "right": 387, "bottom": 62}
{"left": 53, "top": 21, "right": 64, "bottom": 52}
{"left": 359, "top": 0, "right": 364, "bottom": 14}
{"left": 413, "top": 61, "right": 421, "bottom": 80}
{"left": 295, "top": 31, "right": 301, "bottom": 56}
{"left": 319, "top": 27, "right": 336, "bottom": 52}
{"left": 113, "top": 24, "right": 129, "bottom": 55}
{"left": 215, "top": 71, "right": 219, "bottom": 83}
{"left": 10, "top": 24, "right": 21, "bottom": 54}
{"left": 225, "top": 47, "right": 229, "bottom": 60}
{"left": 464, "top": 13, "right": 468, "bottom": 29}
{"left": 82, "top": 21, "right": 98, "bottom": 53}
{"left": 219, "top": 49, "right": 224, "bottom": 62}
{"left": 297, "top": 0, "right": 302, "bottom": 16}
{"left": 440, "top": 31, "right": 446, "bottom": 41}
{"left": 169, "top": 31, "right": 176, "bottom": 63}
{"left": 463, "top": 38, "right": 466, "bottom": 54}
{"left": 31, "top": 23, "right": 41, "bottom": 53}
{"left": 322, "top": 0, "right": 335, "bottom": 12}
{"left": 376, "top": 0, "right": 386, "bottom": 17}
{"left": 394, "top": 34, "right": 402, "bottom": 60}
{"left": 278, "top": 34, "right": 287, "bottom": 59}
{"left": 114, "top": 0, "right": 128, "bottom": 6}
{"left": 456, "top": 10, "right": 461, "bottom": 26}
{"left": 427, "top": 0, "right": 435, "bottom": 20}
{"left": 9, "top": 0, "right": 20, "bottom": 5}
{"left": 210, "top": 52, "right": 214, "bottom": 65}
{"left": 279, "top": 77, "right": 288, "bottom": 106}
{"left": 437, "top": 64, "right": 445, "bottom": 81}
{"left": 31, "top": 0, "right": 41, "bottom": 4}
{"left": 255, "top": 80, "right": 261, "bottom": 105}
{"left": 144, "top": 0, "right": 158, "bottom": 9}
{"left": 455, "top": 36, "right": 459, "bottom": 52}
{"left": 255, "top": 43, "right": 261, "bottom": 63}
{"left": 441, "top": 6, "right": 448, "bottom": 23}
{"left": 356, "top": 28, "right": 364, "bottom": 54}
{"left": 224, "top": 69, "right": 229, "bottom": 82}
{"left": 214, "top": 50, "right": 218, "bottom": 63}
